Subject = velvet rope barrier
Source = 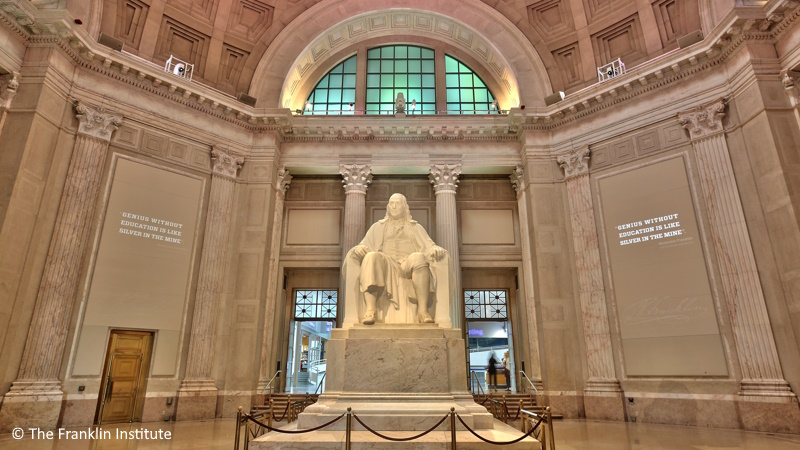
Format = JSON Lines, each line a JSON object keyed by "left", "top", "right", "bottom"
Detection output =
{"left": 352, "top": 413, "right": 449, "bottom": 442}
{"left": 247, "top": 413, "right": 345, "bottom": 434}
{"left": 456, "top": 413, "right": 544, "bottom": 445}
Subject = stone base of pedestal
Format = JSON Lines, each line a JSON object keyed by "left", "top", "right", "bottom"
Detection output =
{"left": 0, "top": 381, "right": 63, "bottom": 432}
{"left": 249, "top": 420, "right": 540, "bottom": 449}
{"left": 298, "top": 324, "right": 492, "bottom": 430}
{"left": 176, "top": 382, "right": 217, "bottom": 421}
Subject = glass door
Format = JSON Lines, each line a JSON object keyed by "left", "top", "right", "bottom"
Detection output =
{"left": 464, "top": 290, "right": 516, "bottom": 393}
{"left": 285, "top": 290, "right": 337, "bottom": 394}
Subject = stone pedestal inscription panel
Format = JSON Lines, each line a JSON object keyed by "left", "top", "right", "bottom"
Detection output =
{"left": 598, "top": 157, "right": 727, "bottom": 376}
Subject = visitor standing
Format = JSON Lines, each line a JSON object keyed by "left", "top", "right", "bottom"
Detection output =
{"left": 502, "top": 351, "right": 511, "bottom": 391}
{"left": 487, "top": 353, "right": 498, "bottom": 391}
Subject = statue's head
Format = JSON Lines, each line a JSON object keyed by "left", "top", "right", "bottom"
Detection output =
{"left": 385, "top": 193, "right": 411, "bottom": 221}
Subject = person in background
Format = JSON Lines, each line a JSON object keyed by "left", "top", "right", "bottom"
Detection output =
{"left": 487, "top": 353, "right": 498, "bottom": 391}
{"left": 502, "top": 350, "right": 512, "bottom": 391}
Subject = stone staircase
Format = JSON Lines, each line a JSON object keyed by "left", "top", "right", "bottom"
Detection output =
{"left": 472, "top": 392, "right": 562, "bottom": 421}
{"left": 251, "top": 393, "right": 319, "bottom": 421}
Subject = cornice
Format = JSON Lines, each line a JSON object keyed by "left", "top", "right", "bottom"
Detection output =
{"left": 0, "top": 0, "right": 796, "bottom": 140}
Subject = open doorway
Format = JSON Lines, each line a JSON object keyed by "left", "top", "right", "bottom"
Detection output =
{"left": 464, "top": 289, "right": 516, "bottom": 393}
{"left": 285, "top": 290, "right": 336, "bottom": 394}
{"left": 95, "top": 330, "right": 153, "bottom": 425}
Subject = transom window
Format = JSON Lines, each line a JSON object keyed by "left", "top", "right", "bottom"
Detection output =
{"left": 465, "top": 290, "right": 508, "bottom": 320}
{"left": 304, "top": 45, "right": 499, "bottom": 115}
{"left": 294, "top": 290, "right": 338, "bottom": 320}
{"left": 366, "top": 45, "right": 436, "bottom": 114}
{"left": 304, "top": 55, "right": 357, "bottom": 115}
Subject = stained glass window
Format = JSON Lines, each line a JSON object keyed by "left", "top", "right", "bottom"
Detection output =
{"left": 366, "top": 45, "right": 436, "bottom": 115}
{"left": 305, "top": 55, "right": 357, "bottom": 115}
{"left": 464, "top": 290, "right": 508, "bottom": 319}
{"left": 445, "top": 55, "right": 498, "bottom": 114}
{"left": 294, "top": 290, "right": 338, "bottom": 320}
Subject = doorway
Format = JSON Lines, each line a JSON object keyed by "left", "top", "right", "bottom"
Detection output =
{"left": 285, "top": 289, "right": 336, "bottom": 394}
{"left": 95, "top": 330, "right": 153, "bottom": 425}
{"left": 464, "top": 289, "right": 516, "bottom": 392}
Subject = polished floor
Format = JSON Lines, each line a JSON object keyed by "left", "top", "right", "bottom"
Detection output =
{"left": 1, "top": 418, "right": 799, "bottom": 449}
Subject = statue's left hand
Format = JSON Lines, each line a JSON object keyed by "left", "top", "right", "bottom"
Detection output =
{"left": 427, "top": 246, "right": 446, "bottom": 262}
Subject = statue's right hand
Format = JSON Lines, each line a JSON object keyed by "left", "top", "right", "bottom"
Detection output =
{"left": 350, "top": 245, "right": 369, "bottom": 261}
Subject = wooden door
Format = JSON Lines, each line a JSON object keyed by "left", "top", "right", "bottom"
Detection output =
{"left": 96, "top": 330, "right": 153, "bottom": 425}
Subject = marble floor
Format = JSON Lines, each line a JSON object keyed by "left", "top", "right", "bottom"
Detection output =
{"left": 1, "top": 418, "right": 799, "bottom": 449}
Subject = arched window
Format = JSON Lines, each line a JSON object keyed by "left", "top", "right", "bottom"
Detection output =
{"left": 366, "top": 45, "right": 436, "bottom": 114}
{"left": 445, "top": 55, "right": 498, "bottom": 114}
{"left": 305, "top": 55, "right": 357, "bottom": 115}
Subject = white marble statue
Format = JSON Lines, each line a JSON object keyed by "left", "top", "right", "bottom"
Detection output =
{"left": 346, "top": 193, "right": 448, "bottom": 325}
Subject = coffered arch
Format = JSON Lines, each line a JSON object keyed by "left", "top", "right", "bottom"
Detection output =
{"left": 250, "top": 1, "right": 551, "bottom": 108}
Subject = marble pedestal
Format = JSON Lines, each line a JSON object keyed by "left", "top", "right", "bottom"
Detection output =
{"left": 0, "top": 386, "right": 62, "bottom": 432}
{"left": 253, "top": 324, "right": 538, "bottom": 448}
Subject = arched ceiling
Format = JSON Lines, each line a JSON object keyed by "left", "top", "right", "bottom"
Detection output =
{"left": 97, "top": 0, "right": 703, "bottom": 107}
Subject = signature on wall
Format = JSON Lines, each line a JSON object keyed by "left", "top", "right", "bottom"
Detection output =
{"left": 621, "top": 296, "right": 708, "bottom": 325}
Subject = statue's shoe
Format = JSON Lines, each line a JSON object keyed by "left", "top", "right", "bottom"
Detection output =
{"left": 418, "top": 313, "right": 434, "bottom": 323}
{"left": 362, "top": 310, "right": 376, "bottom": 325}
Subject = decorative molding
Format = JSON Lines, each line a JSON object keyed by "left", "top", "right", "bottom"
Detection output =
{"left": 75, "top": 102, "right": 122, "bottom": 142}
{"left": 782, "top": 71, "right": 800, "bottom": 107}
{"left": 557, "top": 145, "right": 590, "bottom": 179}
{"left": 0, "top": 71, "right": 20, "bottom": 109}
{"left": 677, "top": 98, "right": 725, "bottom": 140}
{"left": 276, "top": 165, "right": 292, "bottom": 195}
{"left": 339, "top": 163, "right": 372, "bottom": 193}
{"left": 509, "top": 164, "right": 525, "bottom": 196}
{"left": 429, "top": 163, "right": 462, "bottom": 193}
{"left": 210, "top": 146, "right": 245, "bottom": 179}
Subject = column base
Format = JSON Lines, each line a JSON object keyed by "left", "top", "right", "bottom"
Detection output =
{"left": 737, "top": 390, "right": 800, "bottom": 433}
{"left": 0, "top": 380, "right": 64, "bottom": 431}
{"left": 739, "top": 379, "right": 796, "bottom": 397}
{"left": 176, "top": 380, "right": 218, "bottom": 421}
{"left": 584, "top": 379, "right": 625, "bottom": 421}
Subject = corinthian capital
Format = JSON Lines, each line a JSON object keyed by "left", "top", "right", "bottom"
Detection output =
{"left": 75, "top": 102, "right": 122, "bottom": 142}
{"left": 429, "top": 163, "right": 462, "bottom": 193}
{"left": 211, "top": 146, "right": 245, "bottom": 179}
{"left": 339, "top": 164, "right": 372, "bottom": 193}
{"left": 677, "top": 99, "right": 725, "bottom": 140}
{"left": 557, "top": 146, "right": 590, "bottom": 180}
{"left": 276, "top": 165, "right": 292, "bottom": 195}
{"left": 510, "top": 164, "right": 526, "bottom": 196}
{"left": 0, "top": 71, "right": 20, "bottom": 109}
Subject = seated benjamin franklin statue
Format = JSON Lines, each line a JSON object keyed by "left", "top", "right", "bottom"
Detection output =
{"left": 346, "top": 193, "right": 447, "bottom": 325}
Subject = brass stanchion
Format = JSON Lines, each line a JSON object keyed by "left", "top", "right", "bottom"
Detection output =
{"left": 450, "top": 407, "right": 456, "bottom": 450}
{"left": 268, "top": 399, "right": 274, "bottom": 432}
{"left": 547, "top": 406, "right": 555, "bottom": 450}
{"left": 235, "top": 406, "right": 242, "bottom": 450}
{"left": 346, "top": 407, "right": 352, "bottom": 450}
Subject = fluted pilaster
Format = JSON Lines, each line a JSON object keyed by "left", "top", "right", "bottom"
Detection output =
{"left": 8, "top": 102, "right": 121, "bottom": 395}
{"left": 340, "top": 164, "right": 372, "bottom": 255}
{"left": 557, "top": 147, "right": 619, "bottom": 391}
{"left": 430, "top": 163, "right": 462, "bottom": 330}
{"left": 510, "top": 165, "right": 542, "bottom": 386}
{"left": 182, "top": 147, "right": 243, "bottom": 387}
{"left": 259, "top": 166, "right": 291, "bottom": 386}
{"left": 678, "top": 99, "right": 793, "bottom": 397}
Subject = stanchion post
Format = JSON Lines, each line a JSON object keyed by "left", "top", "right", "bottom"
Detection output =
{"left": 450, "top": 407, "right": 456, "bottom": 450}
{"left": 518, "top": 400, "right": 523, "bottom": 423}
{"left": 346, "top": 407, "right": 352, "bottom": 450}
{"left": 235, "top": 406, "right": 242, "bottom": 450}
{"left": 547, "top": 406, "right": 555, "bottom": 450}
{"left": 268, "top": 399, "right": 274, "bottom": 432}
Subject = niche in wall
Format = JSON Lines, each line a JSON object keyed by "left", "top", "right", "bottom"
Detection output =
{"left": 73, "top": 157, "right": 204, "bottom": 377}
{"left": 598, "top": 157, "right": 727, "bottom": 377}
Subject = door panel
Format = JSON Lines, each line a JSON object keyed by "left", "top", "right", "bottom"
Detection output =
{"left": 97, "top": 331, "right": 153, "bottom": 425}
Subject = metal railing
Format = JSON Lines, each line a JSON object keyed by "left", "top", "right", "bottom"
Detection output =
{"left": 262, "top": 370, "right": 281, "bottom": 397}
{"left": 521, "top": 406, "right": 556, "bottom": 450}
{"left": 469, "top": 370, "right": 486, "bottom": 396}
{"left": 519, "top": 370, "right": 539, "bottom": 395}
{"left": 293, "top": 108, "right": 508, "bottom": 116}
{"left": 313, "top": 372, "right": 326, "bottom": 395}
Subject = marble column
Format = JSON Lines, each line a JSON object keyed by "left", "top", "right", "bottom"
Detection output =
{"left": 257, "top": 166, "right": 291, "bottom": 392}
{"left": 678, "top": 99, "right": 795, "bottom": 398}
{"left": 177, "top": 146, "right": 244, "bottom": 421}
{"left": 0, "top": 102, "right": 121, "bottom": 431}
{"left": 339, "top": 164, "right": 372, "bottom": 326}
{"left": 557, "top": 146, "right": 624, "bottom": 421}
{"left": 509, "top": 165, "right": 543, "bottom": 389}
{"left": 429, "top": 163, "right": 462, "bottom": 330}
{"left": 0, "top": 71, "right": 20, "bottom": 134}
